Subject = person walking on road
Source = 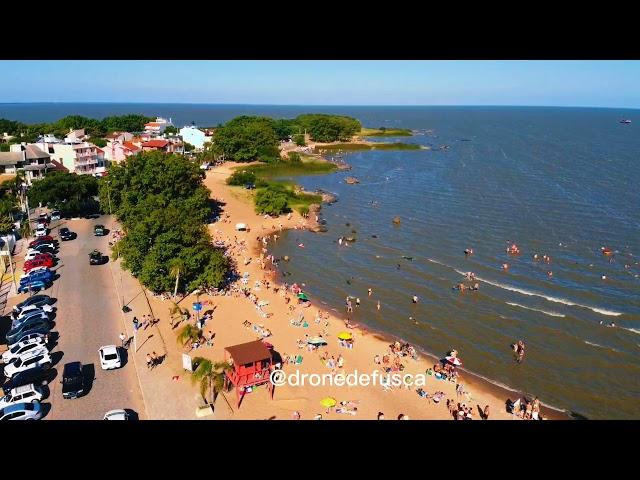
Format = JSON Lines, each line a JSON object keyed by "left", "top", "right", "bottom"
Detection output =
{"left": 150, "top": 351, "right": 158, "bottom": 368}
{"left": 133, "top": 317, "right": 140, "bottom": 331}
{"left": 119, "top": 332, "right": 126, "bottom": 348}
{"left": 146, "top": 353, "right": 153, "bottom": 369}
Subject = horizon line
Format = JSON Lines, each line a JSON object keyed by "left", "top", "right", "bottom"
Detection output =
{"left": 0, "top": 102, "right": 639, "bottom": 110}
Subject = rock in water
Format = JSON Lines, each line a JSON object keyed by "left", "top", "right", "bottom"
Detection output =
{"left": 345, "top": 177, "right": 360, "bottom": 185}
{"left": 393, "top": 216, "right": 401, "bottom": 225}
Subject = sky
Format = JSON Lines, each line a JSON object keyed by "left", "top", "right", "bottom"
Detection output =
{"left": 1, "top": 60, "right": 639, "bottom": 108}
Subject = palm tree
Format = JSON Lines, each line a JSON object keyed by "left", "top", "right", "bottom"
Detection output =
{"left": 176, "top": 324, "right": 202, "bottom": 348}
{"left": 168, "top": 300, "right": 190, "bottom": 327}
{"left": 19, "top": 221, "right": 32, "bottom": 241}
{"left": 191, "top": 357, "right": 232, "bottom": 404}
{"left": 169, "top": 259, "right": 185, "bottom": 298}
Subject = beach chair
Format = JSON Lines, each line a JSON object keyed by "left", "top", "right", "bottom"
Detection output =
{"left": 295, "top": 355, "right": 303, "bottom": 365}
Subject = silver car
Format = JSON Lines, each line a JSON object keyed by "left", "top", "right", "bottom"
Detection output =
{"left": 0, "top": 402, "right": 42, "bottom": 420}
{"left": 2, "top": 337, "right": 48, "bottom": 364}
{"left": 0, "top": 384, "right": 44, "bottom": 409}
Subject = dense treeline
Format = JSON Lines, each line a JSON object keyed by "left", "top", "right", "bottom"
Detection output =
{"left": 27, "top": 172, "right": 100, "bottom": 217}
{"left": 0, "top": 114, "right": 153, "bottom": 143}
{"left": 99, "top": 151, "right": 229, "bottom": 294}
{"left": 212, "top": 114, "right": 362, "bottom": 162}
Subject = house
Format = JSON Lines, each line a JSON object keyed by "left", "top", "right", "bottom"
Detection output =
{"left": 1, "top": 133, "right": 15, "bottom": 144}
{"left": 179, "top": 126, "right": 207, "bottom": 149}
{"left": 163, "top": 134, "right": 184, "bottom": 154}
{"left": 105, "top": 131, "right": 134, "bottom": 143}
{"left": 1, "top": 144, "right": 60, "bottom": 183}
{"left": 103, "top": 140, "right": 141, "bottom": 163}
{"left": 144, "top": 117, "right": 173, "bottom": 135}
{"left": 64, "top": 128, "right": 87, "bottom": 143}
{"left": 33, "top": 139, "right": 100, "bottom": 175}
{"left": 141, "top": 139, "right": 170, "bottom": 152}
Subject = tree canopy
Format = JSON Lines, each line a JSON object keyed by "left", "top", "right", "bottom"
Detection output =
{"left": 294, "top": 114, "right": 361, "bottom": 142}
{"left": 27, "top": 172, "right": 99, "bottom": 217}
{"left": 212, "top": 116, "right": 280, "bottom": 162}
{"left": 100, "top": 151, "right": 229, "bottom": 293}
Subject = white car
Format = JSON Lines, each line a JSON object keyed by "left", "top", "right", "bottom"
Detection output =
{"left": 103, "top": 409, "right": 130, "bottom": 420}
{"left": 0, "top": 384, "right": 45, "bottom": 409}
{"left": 2, "top": 338, "right": 48, "bottom": 364}
{"left": 99, "top": 345, "right": 121, "bottom": 370}
{"left": 24, "top": 251, "right": 51, "bottom": 262}
{"left": 0, "top": 402, "right": 42, "bottom": 420}
{"left": 35, "top": 227, "right": 47, "bottom": 237}
{"left": 3, "top": 350, "right": 52, "bottom": 378}
{"left": 50, "top": 211, "right": 61, "bottom": 221}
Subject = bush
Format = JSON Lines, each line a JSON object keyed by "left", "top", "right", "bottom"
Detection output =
{"left": 293, "top": 134, "right": 306, "bottom": 146}
{"left": 255, "top": 186, "right": 289, "bottom": 215}
{"left": 226, "top": 170, "right": 257, "bottom": 186}
{"left": 288, "top": 152, "right": 301, "bottom": 163}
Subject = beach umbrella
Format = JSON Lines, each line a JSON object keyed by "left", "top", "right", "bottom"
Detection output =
{"left": 337, "top": 332, "right": 352, "bottom": 341}
{"left": 320, "top": 397, "right": 337, "bottom": 408}
{"left": 297, "top": 293, "right": 309, "bottom": 301}
{"left": 445, "top": 356, "right": 462, "bottom": 367}
{"left": 307, "top": 336, "right": 327, "bottom": 346}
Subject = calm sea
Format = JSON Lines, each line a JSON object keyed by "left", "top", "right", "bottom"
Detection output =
{"left": 4, "top": 104, "right": 639, "bottom": 419}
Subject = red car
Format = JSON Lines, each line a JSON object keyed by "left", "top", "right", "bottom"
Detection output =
{"left": 29, "top": 236, "right": 55, "bottom": 247}
{"left": 23, "top": 256, "right": 55, "bottom": 272}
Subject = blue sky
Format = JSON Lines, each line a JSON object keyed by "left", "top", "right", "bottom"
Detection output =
{"left": 1, "top": 60, "right": 639, "bottom": 107}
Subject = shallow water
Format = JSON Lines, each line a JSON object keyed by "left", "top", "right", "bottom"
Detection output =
{"left": 268, "top": 107, "right": 640, "bottom": 419}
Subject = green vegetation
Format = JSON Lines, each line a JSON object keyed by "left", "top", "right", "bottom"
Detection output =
{"left": 191, "top": 357, "right": 232, "bottom": 403}
{"left": 164, "top": 126, "right": 178, "bottom": 135}
{"left": 241, "top": 160, "right": 337, "bottom": 179}
{"left": 288, "top": 152, "right": 301, "bottom": 163}
{"left": 293, "top": 134, "right": 306, "bottom": 146}
{"left": 92, "top": 138, "right": 107, "bottom": 148}
{"left": 0, "top": 114, "right": 154, "bottom": 143}
{"left": 255, "top": 185, "right": 289, "bottom": 215}
{"left": 99, "top": 151, "right": 230, "bottom": 294}
{"left": 212, "top": 116, "right": 280, "bottom": 162}
{"left": 295, "top": 114, "right": 361, "bottom": 142}
{"left": 0, "top": 144, "right": 9, "bottom": 152}
{"left": 184, "top": 142, "right": 195, "bottom": 152}
{"left": 315, "top": 142, "right": 421, "bottom": 152}
{"left": 359, "top": 127, "right": 412, "bottom": 137}
{"left": 27, "top": 171, "right": 100, "bottom": 217}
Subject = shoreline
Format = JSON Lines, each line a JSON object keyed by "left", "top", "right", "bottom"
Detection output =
{"left": 199, "top": 161, "right": 568, "bottom": 420}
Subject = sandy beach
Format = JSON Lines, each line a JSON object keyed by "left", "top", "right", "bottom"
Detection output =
{"left": 139, "top": 161, "right": 565, "bottom": 420}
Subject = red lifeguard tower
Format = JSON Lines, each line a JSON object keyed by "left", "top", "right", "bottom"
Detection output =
{"left": 224, "top": 340, "right": 274, "bottom": 408}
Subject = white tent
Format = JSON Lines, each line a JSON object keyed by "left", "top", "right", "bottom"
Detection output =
{"left": 235, "top": 223, "right": 247, "bottom": 231}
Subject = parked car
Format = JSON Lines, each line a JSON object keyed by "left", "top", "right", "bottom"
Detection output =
{"left": 23, "top": 257, "right": 55, "bottom": 272}
{"left": 14, "top": 295, "right": 52, "bottom": 313}
{"left": 0, "top": 402, "right": 42, "bottom": 420}
{"left": 29, "top": 236, "right": 54, "bottom": 247}
{"left": 94, "top": 224, "right": 105, "bottom": 236}
{"left": 17, "top": 279, "right": 49, "bottom": 294}
{"left": 2, "top": 335, "right": 48, "bottom": 363}
{"left": 50, "top": 210, "right": 61, "bottom": 221}
{"left": 25, "top": 251, "right": 55, "bottom": 262}
{"left": 59, "top": 227, "right": 74, "bottom": 241}
{"left": 19, "top": 270, "right": 54, "bottom": 286}
{"left": 2, "top": 364, "right": 53, "bottom": 395}
{"left": 5, "top": 317, "right": 51, "bottom": 344}
{"left": 35, "top": 227, "right": 48, "bottom": 237}
{"left": 0, "top": 384, "right": 45, "bottom": 409}
{"left": 4, "top": 350, "right": 52, "bottom": 378}
{"left": 11, "top": 309, "right": 50, "bottom": 329}
{"left": 103, "top": 409, "right": 130, "bottom": 420}
{"left": 14, "top": 305, "right": 53, "bottom": 321}
{"left": 20, "top": 266, "right": 50, "bottom": 278}
{"left": 98, "top": 345, "right": 121, "bottom": 370}
{"left": 28, "top": 241, "right": 56, "bottom": 251}
{"left": 61, "top": 362, "right": 85, "bottom": 399}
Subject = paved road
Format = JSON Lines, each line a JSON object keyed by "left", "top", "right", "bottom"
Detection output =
{"left": 34, "top": 215, "right": 146, "bottom": 420}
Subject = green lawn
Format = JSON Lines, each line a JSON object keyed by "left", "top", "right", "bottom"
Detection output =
{"left": 315, "top": 142, "right": 421, "bottom": 152}
{"left": 358, "top": 127, "right": 413, "bottom": 137}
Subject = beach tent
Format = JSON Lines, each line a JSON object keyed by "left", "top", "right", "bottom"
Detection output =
{"left": 320, "top": 397, "right": 337, "bottom": 408}
{"left": 445, "top": 356, "right": 462, "bottom": 367}
{"left": 235, "top": 223, "right": 247, "bottom": 231}
{"left": 337, "top": 332, "right": 353, "bottom": 341}
{"left": 306, "top": 336, "right": 327, "bottom": 346}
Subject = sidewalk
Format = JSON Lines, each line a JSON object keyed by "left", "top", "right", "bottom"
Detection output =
{"left": 108, "top": 256, "right": 212, "bottom": 419}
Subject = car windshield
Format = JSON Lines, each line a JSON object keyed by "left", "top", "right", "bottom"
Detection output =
{"left": 13, "top": 358, "right": 22, "bottom": 367}
{"left": 105, "top": 354, "right": 118, "bottom": 360}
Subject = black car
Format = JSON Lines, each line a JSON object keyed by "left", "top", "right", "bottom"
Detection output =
{"left": 61, "top": 362, "right": 85, "bottom": 399}
{"left": 244, "top": 183, "right": 256, "bottom": 190}
{"left": 89, "top": 250, "right": 104, "bottom": 265}
{"left": 2, "top": 364, "right": 54, "bottom": 395}
{"left": 13, "top": 295, "right": 52, "bottom": 313}
{"left": 5, "top": 318, "right": 52, "bottom": 345}
{"left": 59, "top": 227, "right": 74, "bottom": 241}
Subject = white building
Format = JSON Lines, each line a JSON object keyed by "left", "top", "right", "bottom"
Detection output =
{"left": 179, "top": 125, "right": 210, "bottom": 150}
{"left": 2, "top": 144, "right": 60, "bottom": 184}
{"left": 144, "top": 117, "right": 173, "bottom": 135}
{"left": 35, "top": 140, "right": 101, "bottom": 175}
{"left": 64, "top": 128, "right": 88, "bottom": 143}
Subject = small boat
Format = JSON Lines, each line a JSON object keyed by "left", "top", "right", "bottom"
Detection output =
{"left": 620, "top": 119, "right": 632, "bottom": 124}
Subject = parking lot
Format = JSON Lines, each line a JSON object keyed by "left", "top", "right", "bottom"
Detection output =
{"left": 1, "top": 213, "right": 146, "bottom": 420}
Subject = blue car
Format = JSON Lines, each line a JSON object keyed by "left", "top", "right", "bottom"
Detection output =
{"left": 20, "top": 270, "right": 54, "bottom": 285}
{"left": 17, "top": 279, "right": 49, "bottom": 294}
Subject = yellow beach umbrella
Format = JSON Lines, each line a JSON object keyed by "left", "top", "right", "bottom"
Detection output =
{"left": 337, "top": 332, "right": 352, "bottom": 340}
{"left": 320, "top": 397, "right": 337, "bottom": 408}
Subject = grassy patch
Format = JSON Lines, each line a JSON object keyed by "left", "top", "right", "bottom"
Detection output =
{"left": 359, "top": 127, "right": 412, "bottom": 137}
{"left": 315, "top": 142, "right": 421, "bottom": 152}
{"left": 238, "top": 160, "right": 337, "bottom": 179}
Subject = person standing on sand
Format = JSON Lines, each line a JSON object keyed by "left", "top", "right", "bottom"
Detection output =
{"left": 119, "top": 332, "right": 126, "bottom": 348}
{"left": 483, "top": 405, "right": 490, "bottom": 420}
{"left": 377, "top": 300, "right": 381, "bottom": 311}
{"left": 377, "top": 412, "right": 385, "bottom": 420}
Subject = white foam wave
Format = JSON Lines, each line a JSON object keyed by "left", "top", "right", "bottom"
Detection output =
{"left": 621, "top": 327, "right": 640, "bottom": 336}
{"left": 505, "top": 302, "right": 566, "bottom": 318}
{"left": 584, "top": 340, "right": 605, "bottom": 349}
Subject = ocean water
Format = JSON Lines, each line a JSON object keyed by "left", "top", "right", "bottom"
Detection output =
{"left": 4, "top": 104, "right": 639, "bottom": 418}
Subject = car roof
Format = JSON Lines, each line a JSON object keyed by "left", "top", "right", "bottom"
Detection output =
{"left": 63, "top": 362, "right": 82, "bottom": 374}
{"left": 13, "top": 384, "right": 37, "bottom": 395}
{"left": 100, "top": 345, "right": 118, "bottom": 354}
{"left": 1, "top": 402, "right": 38, "bottom": 414}
{"left": 104, "top": 409, "right": 127, "bottom": 419}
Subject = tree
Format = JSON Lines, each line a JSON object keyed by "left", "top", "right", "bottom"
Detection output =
{"left": 255, "top": 186, "right": 289, "bottom": 215}
{"left": 28, "top": 172, "right": 99, "bottom": 217}
{"left": 212, "top": 116, "right": 280, "bottom": 162}
{"left": 164, "top": 126, "right": 178, "bottom": 135}
{"left": 169, "top": 258, "right": 185, "bottom": 297}
{"left": 295, "top": 114, "right": 361, "bottom": 142}
{"left": 288, "top": 152, "right": 301, "bottom": 163}
{"left": 293, "top": 134, "right": 306, "bottom": 146}
{"left": 191, "top": 357, "right": 232, "bottom": 404}
{"left": 19, "top": 220, "right": 32, "bottom": 241}
{"left": 0, "top": 217, "right": 14, "bottom": 234}
{"left": 92, "top": 138, "right": 107, "bottom": 148}
{"left": 0, "top": 144, "right": 9, "bottom": 152}
{"left": 176, "top": 324, "right": 202, "bottom": 347}
{"left": 183, "top": 142, "right": 195, "bottom": 152}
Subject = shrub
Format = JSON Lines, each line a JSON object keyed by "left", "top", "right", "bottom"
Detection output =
{"left": 227, "top": 170, "right": 257, "bottom": 186}
{"left": 255, "top": 186, "right": 289, "bottom": 215}
{"left": 293, "top": 134, "right": 306, "bottom": 146}
{"left": 288, "top": 152, "right": 301, "bottom": 163}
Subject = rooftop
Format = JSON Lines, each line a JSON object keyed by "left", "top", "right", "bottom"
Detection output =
{"left": 225, "top": 340, "right": 272, "bottom": 366}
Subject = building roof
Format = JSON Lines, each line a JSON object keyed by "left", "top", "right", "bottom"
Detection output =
{"left": 24, "top": 145, "right": 50, "bottom": 161}
{"left": 225, "top": 340, "right": 272, "bottom": 366}
{"left": 122, "top": 141, "right": 141, "bottom": 152}
{"left": 0, "top": 151, "right": 23, "bottom": 165}
{"left": 142, "top": 139, "right": 169, "bottom": 148}
{"left": 145, "top": 122, "right": 162, "bottom": 127}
